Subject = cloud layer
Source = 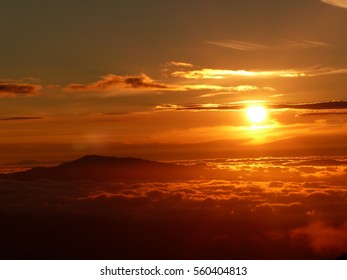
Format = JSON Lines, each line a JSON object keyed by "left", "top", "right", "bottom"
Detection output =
{"left": 0, "top": 156, "right": 346, "bottom": 259}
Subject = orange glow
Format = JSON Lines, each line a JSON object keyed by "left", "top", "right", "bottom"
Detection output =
{"left": 171, "top": 68, "right": 307, "bottom": 79}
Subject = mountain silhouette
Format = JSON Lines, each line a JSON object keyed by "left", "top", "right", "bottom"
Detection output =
{"left": 1, "top": 155, "right": 210, "bottom": 181}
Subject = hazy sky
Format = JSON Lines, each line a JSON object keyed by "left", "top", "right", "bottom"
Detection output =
{"left": 1, "top": 0, "right": 347, "bottom": 162}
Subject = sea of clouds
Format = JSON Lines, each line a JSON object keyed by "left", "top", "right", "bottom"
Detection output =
{"left": 0, "top": 156, "right": 346, "bottom": 259}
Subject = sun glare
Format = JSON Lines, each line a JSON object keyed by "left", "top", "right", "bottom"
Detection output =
{"left": 246, "top": 105, "right": 267, "bottom": 124}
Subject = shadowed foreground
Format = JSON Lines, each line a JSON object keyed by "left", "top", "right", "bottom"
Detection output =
{"left": 0, "top": 213, "right": 319, "bottom": 260}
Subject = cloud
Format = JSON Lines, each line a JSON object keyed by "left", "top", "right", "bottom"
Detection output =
{"left": 171, "top": 68, "right": 304, "bottom": 79}
{"left": 321, "top": 0, "right": 347, "bottom": 9}
{"left": 310, "top": 67, "right": 347, "bottom": 76}
{"left": 206, "top": 40, "right": 269, "bottom": 51}
{"left": 299, "top": 112, "right": 347, "bottom": 116}
{"left": 291, "top": 221, "right": 347, "bottom": 253}
{"left": 155, "top": 103, "right": 244, "bottom": 112}
{"left": 64, "top": 72, "right": 273, "bottom": 95}
{"left": 156, "top": 100, "right": 347, "bottom": 112}
{"left": 285, "top": 159, "right": 347, "bottom": 166}
{"left": 182, "top": 84, "right": 258, "bottom": 92}
{"left": 1, "top": 157, "right": 347, "bottom": 259}
{"left": 199, "top": 86, "right": 275, "bottom": 98}
{"left": 65, "top": 74, "right": 171, "bottom": 92}
{"left": 0, "top": 117, "right": 43, "bottom": 121}
{"left": 207, "top": 39, "right": 330, "bottom": 51}
{"left": 283, "top": 40, "right": 330, "bottom": 48}
{"left": 167, "top": 61, "right": 193, "bottom": 67}
{"left": 272, "top": 100, "right": 347, "bottom": 110}
{"left": 171, "top": 68, "right": 306, "bottom": 79}
{"left": 171, "top": 67, "right": 347, "bottom": 80}
{"left": 0, "top": 82, "right": 42, "bottom": 97}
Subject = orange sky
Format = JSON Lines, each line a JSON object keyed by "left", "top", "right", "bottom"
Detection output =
{"left": 1, "top": 0, "right": 347, "bottom": 162}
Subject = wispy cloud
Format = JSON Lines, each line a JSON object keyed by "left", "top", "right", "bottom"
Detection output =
{"left": 272, "top": 100, "right": 347, "bottom": 110}
{"left": 287, "top": 101, "right": 347, "bottom": 117}
{"left": 62, "top": 65, "right": 347, "bottom": 97}
{"left": 299, "top": 111, "right": 347, "bottom": 116}
{"left": 167, "top": 61, "right": 193, "bottom": 67}
{"left": 199, "top": 86, "right": 275, "bottom": 98}
{"left": 156, "top": 100, "right": 347, "bottom": 112}
{"left": 321, "top": 0, "right": 347, "bottom": 9}
{"left": 207, "top": 39, "right": 330, "bottom": 51}
{"left": 172, "top": 68, "right": 307, "bottom": 79}
{"left": 283, "top": 40, "right": 330, "bottom": 48}
{"left": 155, "top": 103, "right": 245, "bottom": 112}
{"left": 64, "top": 72, "right": 273, "bottom": 95}
{"left": 0, "top": 117, "right": 43, "bottom": 121}
{"left": 171, "top": 66, "right": 347, "bottom": 80}
{"left": 206, "top": 40, "right": 269, "bottom": 51}
{"left": 0, "top": 82, "right": 42, "bottom": 97}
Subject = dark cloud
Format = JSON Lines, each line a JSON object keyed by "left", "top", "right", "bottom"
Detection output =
{"left": 0, "top": 83, "right": 42, "bottom": 97}
{"left": 65, "top": 74, "right": 170, "bottom": 92}
{"left": 299, "top": 112, "right": 347, "bottom": 116}
{"left": 0, "top": 117, "right": 43, "bottom": 121}
{"left": 155, "top": 103, "right": 244, "bottom": 111}
{"left": 272, "top": 100, "right": 347, "bottom": 110}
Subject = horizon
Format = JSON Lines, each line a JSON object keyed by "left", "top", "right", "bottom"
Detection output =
{"left": 3, "top": 153, "right": 347, "bottom": 168}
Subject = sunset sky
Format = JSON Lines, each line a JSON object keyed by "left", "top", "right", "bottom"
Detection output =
{"left": 2, "top": 0, "right": 347, "bottom": 261}
{"left": 2, "top": 0, "right": 347, "bottom": 162}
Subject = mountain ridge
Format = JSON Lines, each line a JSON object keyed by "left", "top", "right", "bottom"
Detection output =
{"left": 0, "top": 155, "right": 209, "bottom": 181}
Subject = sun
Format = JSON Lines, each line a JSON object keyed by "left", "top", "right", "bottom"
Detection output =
{"left": 246, "top": 105, "right": 267, "bottom": 124}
